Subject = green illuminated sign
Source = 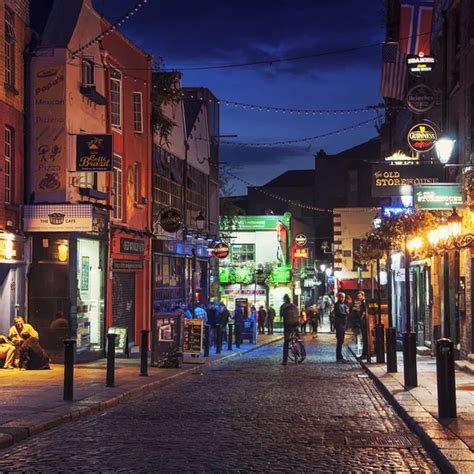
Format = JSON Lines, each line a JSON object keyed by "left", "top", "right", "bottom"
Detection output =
{"left": 414, "top": 184, "right": 463, "bottom": 210}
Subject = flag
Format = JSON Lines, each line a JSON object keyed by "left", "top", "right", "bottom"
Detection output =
{"left": 400, "top": 0, "right": 434, "bottom": 56}
{"left": 380, "top": 43, "right": 407, "bottom": 101}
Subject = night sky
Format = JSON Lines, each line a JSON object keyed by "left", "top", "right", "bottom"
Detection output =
{"left": 95, "top": 0, "right": 385, "bottom": 194}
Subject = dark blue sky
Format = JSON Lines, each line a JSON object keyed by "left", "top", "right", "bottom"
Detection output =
{"left": 95, "top": 0, "right": 385, "bottom": 194}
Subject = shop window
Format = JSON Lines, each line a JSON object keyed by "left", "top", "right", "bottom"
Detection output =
{"left": 113, "top": 154, "right": 123, "bottom": 220}
{"left": 133, "top": 92, "right": 143, "bottom": 133}
{"left": 4, "top": 8, "right": 15, "bottom": 89}
{"left": 81, "top": 57, "right": 95, "bottom": 86}
{"left": 110, "top": 68, "right": 122, "bottom": 129}
{"left": 231, "top": 244, "right": 255, "bottom": 263}
{"left": 4, "top": 125, "right": 13, "bottom": 204}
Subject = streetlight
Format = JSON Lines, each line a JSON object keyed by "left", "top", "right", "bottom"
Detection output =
{"left": 320, "top": 264, "right": 327, "bottom": 296}
{"left": 191, "top": 212, "right": 206, "bottom": 317}
{"left": 435, "top": 137, "right": 456, "bottom": 164}
{"left": 196, "top": 211, "right": 205, "bottom": 232}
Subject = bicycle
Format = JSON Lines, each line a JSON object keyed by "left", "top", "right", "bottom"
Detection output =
{"left": 288, "top": 329, "right": 306, "bottom": 364}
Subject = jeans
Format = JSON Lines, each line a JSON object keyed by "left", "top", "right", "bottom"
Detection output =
{"left": 335, "top": 324, "right": 346, "bottom": 360}
{"left": 267, "top": 319, "right": 274, "bottom": 335}
{"left": 282, "top": 326, "right": 299, "bottom": 362}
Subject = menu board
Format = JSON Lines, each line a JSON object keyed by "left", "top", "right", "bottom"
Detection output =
{"left": 183, "top": 319, "right": 203, "bottom": 355}
{"left": 108, "top": 326, "right": 129, "bottom": 356}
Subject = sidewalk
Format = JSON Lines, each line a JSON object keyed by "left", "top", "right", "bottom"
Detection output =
{"left": 351, "top": 345, "right": 474, "bottom": 473}
{"left": 0, "top": 335, "right": 282, "bottom": 451}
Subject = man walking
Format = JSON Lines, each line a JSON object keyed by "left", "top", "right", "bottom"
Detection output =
{"left": 257, "top": 306, "right": 267, "bottom": 335}
{"left": 280, "top": 294, "right": 300, "bottom": 365}
{"left": 334, "top": 292, "right": 350, "bottom": 363}
{"left": 267, "top": 305, "right": 275, "bottom": 335}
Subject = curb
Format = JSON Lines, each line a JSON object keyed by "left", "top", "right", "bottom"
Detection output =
{"left": 348, "top": 346, "right": 458, "bottom": 474}
{"left": 0, "top": 337, "right": 283, "bottom": 451}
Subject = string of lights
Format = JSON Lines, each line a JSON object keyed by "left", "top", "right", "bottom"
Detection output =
{"left": 71, "top": 0, "right": 149, "bottom": 58}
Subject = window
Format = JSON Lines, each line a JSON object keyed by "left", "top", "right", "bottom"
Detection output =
{"left": 110, "top": 68, "right": 122, "bottom": 129}
{"left": 79, "top": 172, "right": 96, "bottom": 189}
{"left": 4, "top": 126, "right": 13, "bottom": 204}
{"left": 113, "top": 154, "right": 122, "bottom": 219}
{"left": 81, "top": 57, "right": 95, "bottom": 86}
{"left": 231, "top": 244, "right": 255, "bottom": 264}
{"left": 134, "top": 162, "right": 141, "bottom": 203}
{"left": 133, "top": 92, "right": 143, "bottom": 133}
{"left": 4, "top": 8, "right": 15, "bottom": 88}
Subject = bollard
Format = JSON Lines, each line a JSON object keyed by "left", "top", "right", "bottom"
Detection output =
{"left": 63, "top": 339, "right": 76, "bottom": 401}
{"left": 203, "top": 324, "right": 210, "bottom": 357}
{"left": 106, "top": 333, "right": 117, "bottom": 387}
{"left": 375, "top": 323, "right": 385, "bottom": 364}
{"left": 216, "top": 324, "right": 222, "bottom": 354}
{"left": 140, "top": 329, "right": 149, "bottom": 376}
{"left": 235, "top": 323, "right": 241, "bottom": 348}
{"left": 402, "top": 332, "right": 418, "bottom": 388}
{"left": 386, "top": 327, "right": 397, "bottom": 373}
{"left": 227, "top": 324, "right": 233, "bottom": 351}
{"left": 436, "top": 338, "right": 457, "bottom": 418}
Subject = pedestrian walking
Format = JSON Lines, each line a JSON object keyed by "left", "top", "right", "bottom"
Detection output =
{"left": 299, "top": 307, "right": 308, "bottom": 334}
{"left": 280, "top": 294, "right": 300, "bottom": 365}
{"left": 322, "top": 295, "right": 332, "bottom": 324}
{"left": 233, "top": 304, "right": 244, "bottom": 346}
{"left": 307, "top": 304, "right": 320, "bottom": 339}
{"left": 334, "top": 292, "right": 350, "bottom": 363}
{"left": 257, "top": 306, "right": 267, "bottom": 335}
{"left": 219, "top": 302, "right": 231, "bottom": 342}
{"left": 350, "top": 291, "right": 366, "bottom": 356}
{"left": 267, "top": 305, "right": 275, "bottom": 335}
{"left": 206, "top": 303, "right": 217, "bottom": 347}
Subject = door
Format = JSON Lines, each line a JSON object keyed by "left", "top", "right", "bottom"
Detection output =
{"left": 112, "top": 272, "right": 135, "bottom": 345}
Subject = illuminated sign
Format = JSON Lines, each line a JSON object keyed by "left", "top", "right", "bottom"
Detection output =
{"left": 76, "top": 134, "right": 113, "bottom": 172}
{"left": 294, "top": 247, "right": 309, "bottom": 258}
{"left": 294, "top": 234, "right": 307, "bottom": 247}
{"left": 382, "top": 206, "right": 413, "bottom": 217}
{"left": 407, "top": 123, "right": 438, "bottom": 153}
{"left": 384, "top": 151, "right": 418, "bottom": 164}
{"left": 213, "top": 242, "right": 230, "bottom": 259}
{"left": 407, "top": 55, "right": 435, "bottom": 75}
{"left": 414, "top": 184, "right": 464, "bottom": 210}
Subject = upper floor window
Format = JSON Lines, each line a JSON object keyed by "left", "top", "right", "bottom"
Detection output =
{"left": 110, "top": 68, "right": 122, "bottom": 129}
{"left": 133, "top": 92, "right": 143, "bottom": 133}
{"left": 134, "top": 162, "right": 141, "bottom": 203}
{"left": 112, "top": 154, "right": 123, "bottom": 220}
{"left": 4, "top": 8, "right": 15, "bottom": 88}
{"left": 231, "top": 244, "right": 255, "bottom": 264}
{"left": 4, "top": 126, "right": 13, "bottom": 204}
{"left": 81, "top": 57, "right": 95, "bottom": 86}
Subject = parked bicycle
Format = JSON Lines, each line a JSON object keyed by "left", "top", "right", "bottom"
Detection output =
{"left": 287, "top": 329, "right": 306, "bottom": 364}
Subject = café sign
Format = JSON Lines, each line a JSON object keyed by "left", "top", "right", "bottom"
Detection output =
{"left": 76, "top": 134, "right": 113, "bottom": 172}
{"left": 407, "top": 123, "right": 438, "bottom": 153}
{"left": 414, "top": 184, "right": 464, "bottom": 210}
{"left": 24, "top": 204, "right": 95, "bottom": 232}
{"left": 406, "top": 85, "right": 436, "bottom": 114}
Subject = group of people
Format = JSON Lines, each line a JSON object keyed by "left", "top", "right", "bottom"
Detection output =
{"left": 0, "top": 317, "right": 50, "bottom": 370}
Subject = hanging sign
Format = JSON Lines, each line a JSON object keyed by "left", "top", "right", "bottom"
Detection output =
{"left": 406, "top": 85, "right": 436, "bottom": 114}
{"left": 76, "top": 134, "right": 113, "bottom": 172}
{"left": 294, "top": 234, "right": 307, "bottom": 247}
{"left": 414, "top": 184, "right": 464, "bottom": 210}
{"left": 120, "top": 238, "right": 145, "bottom": 255}
{"left": 407, "top": 55, "right": 436, "bottom": 76}
{"left": 407, "top": 123, "right": 438, "bottom": 153}
{"left": 213, "top": 242, "right": 230, "bottom": 259}
{"left": 159, "top": 208, "right": 183, "bottom": 233}
{"left": 293, "top": 247, "right": 309, "bottom": 258}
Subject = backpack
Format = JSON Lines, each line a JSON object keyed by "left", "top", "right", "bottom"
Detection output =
{"left": 282, "top": 303, "right": 300, "bottom": 327}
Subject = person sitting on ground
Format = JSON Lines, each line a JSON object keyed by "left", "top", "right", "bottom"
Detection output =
{"left": 18, "top": 332, "right": 50, "bottom": 370}
{"left": 9, "top": 316, "right": 39, "bottom": 345}
{"left": 0, "top": 333, "right": 15, "bottom": 369}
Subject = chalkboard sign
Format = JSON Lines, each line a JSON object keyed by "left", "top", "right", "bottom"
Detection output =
{"left": 151, "top": 313, "right": 184, "bottom": 367}
{"left": 183, "top": 319, "right": 203, "bottom": 355}
{"left": 108, "top": 326, "right": 129, "bottom": 357}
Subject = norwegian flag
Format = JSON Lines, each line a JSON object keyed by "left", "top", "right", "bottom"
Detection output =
{"left": 380, "top": 43, "right": 407, "bottom": 101}
{"left": 400, "top": 0, "right": 434, "bottom": 56}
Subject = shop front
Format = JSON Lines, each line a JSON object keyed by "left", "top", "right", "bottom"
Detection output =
{"left": 24, "top": 204, "right": 108, "bottom": 360}
{"left": 221, "top": 284, "right": 267, "bottom": 313}
{"left": 108, "top": 229, "right": 151, "bottom": 348}
{"left": 0, "top": 234, "right": 27, "bottom": 336}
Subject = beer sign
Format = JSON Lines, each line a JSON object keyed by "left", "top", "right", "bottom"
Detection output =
{"left": 407, "top": 55, "right": 435, "bottom": 76}
{"left": 295, "top": 234, "right": 307, "bottom": 247}
{"left": 407, "top": 123, "right": 438, "bottom": 153}
{"left": 406, "top": 85, "right": 436, "bottom": 114}
{"left": 213, "top": 242, "right": 230, "bottom": 259}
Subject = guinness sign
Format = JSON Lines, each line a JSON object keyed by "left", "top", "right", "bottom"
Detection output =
{"left": 406, "top": 85, "right": 436, "bottom": 114}
{"left": 159, "top": 208, "right": 183, "bottom": 233}
{"left": 407, "top": 123, "right": 438, "bottom": 153}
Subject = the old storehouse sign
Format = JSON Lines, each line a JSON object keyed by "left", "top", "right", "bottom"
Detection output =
{"left": 407, "top": 123, "right": 437, "bottom": 153}
{"left": 76, "top": 134, "right": 113, "bottom": 172}
{"left": 406, "top": 85, "right": 436, "bottom": 114}
{"left": 159, "top": 208, "right": 183, "bottom": 233}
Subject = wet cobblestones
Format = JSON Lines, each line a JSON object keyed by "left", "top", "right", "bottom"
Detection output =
{"left": 0, "top": 335, "right": 438, "bottom": 472}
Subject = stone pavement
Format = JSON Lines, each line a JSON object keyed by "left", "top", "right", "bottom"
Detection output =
{"left": 0, "top": 335, "right": 438, "bottom": 472}
{"left": 352, "top": 346, "right": 474, "bottom": 473}
{"left": 0, "top": 335, "right": 280, "bottom": 451}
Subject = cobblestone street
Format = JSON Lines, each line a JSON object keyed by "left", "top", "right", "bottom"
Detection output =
{"left": 0, "top": 335, "right": 439, "bottom": 472}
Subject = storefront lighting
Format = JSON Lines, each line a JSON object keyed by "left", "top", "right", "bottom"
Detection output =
{"left": 435, "top": 137, "right": 456, "bottom": 164}
{"left": 447, "top": 208, "right": 462, "bottom": 239}
{"left": 400, "top": 186, "right": 413, "bottom": 208}
{"left": 407, "top": 237, "right": 423, "bottom": 253}
{"left": 58, "top": 242, "right": 69, "bottom": 262}
{"left": 379, "top": 270, "right": 388, "bottom": 285}
{"left": 4, "top": 233, "right": 13, "bottom": 260}
{"left": 320, "top": 264, "right": 326, "bottom": 272}
{"left": 325, "top": 267, "right": 332, "bottom": 277}
{"left": 428, "top": 228, "right": 441, "bottom": 247}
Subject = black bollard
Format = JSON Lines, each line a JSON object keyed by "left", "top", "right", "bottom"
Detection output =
{"left": 63, "top": 339, "right": 76, "bottom": 401}
{"left": 227, "top": 324, "right": 233, "bottom": 351}
{"left": 203, "top": 324, "right": 210, "bottom": 357}
{"left": 436, "top": 338, "right": 457, "bottom": 418}
{"left": 140, "top": 329, "right": 149, "bottom": 376}
{"left": 375, "top": 323, "right": 385, "bottom": 364}
{"left": 402, "top": 332, "right": 418, "bottom": 388}
{"left": 216, "top": 324, "right": 222, "bottom": 354}
{"left": 386, "top": 327, "right": 398, "bottom": 373}
{"left": 106, "top": 333, "right": 117, "bottom": 387}
{"left": 235, "top": 323, "right": 241, "bottom": 348}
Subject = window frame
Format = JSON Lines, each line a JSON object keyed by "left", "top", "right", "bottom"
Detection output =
{"left": 4, "top": 126, "right": 13, "bottom": 204}
{"left": 231, "top": 243, "right": 255, "bottom": 264}
{"left": 112, "top": 154, "right": 123, "bottom": 220}
{"left": 133, "top": 162, "right": 141, "bottom": 203}
{"left": 4, "top": 7, "right": 15, "bottom": 88}
{"left": 81, "top": 57, "right": 95, "bottom": 87}
{"left": 110, "top": 68, "right": 122, "bottom": 130}
{"left": 133, "top": 91, "right": 143, "bottom": 133}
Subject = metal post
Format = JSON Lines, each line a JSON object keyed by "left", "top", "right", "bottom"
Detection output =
{"left": 386, "top": 252, "right": 397, "bottom": 372}
{"left": 191, "top": 248, "right": 196, "bottom": 317}
{"left": 203, "top": 324, "right": 210, "bottom": 357}
{"left": 63, "top": 339, "right": 76, "bottom": 402}
{"left": 436, "top": 338, "right": 457, "bottom": 418}
{"left": 140, "top": 329, "right": 149, "bottom": 376}
{"left": 375, "top": 258, "right": 385, "bottom": 364}
{"left": 216, "top": 324, "right": 222, "bottom": 354}
{"left": 227, "top": 323, "right": 233, "bottom": 351}
{"left": 235, "top": 323, "right": 241, "bottom": 348}
{"left": 106, "top": 333, "right": 117, "bottom": 387}
{"left": 403, "top": 235, "right": 417, "bottom": 388}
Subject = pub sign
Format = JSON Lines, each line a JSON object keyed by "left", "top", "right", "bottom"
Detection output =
{"left": 76, "top": 134, "right": 113, "bottom": 172}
